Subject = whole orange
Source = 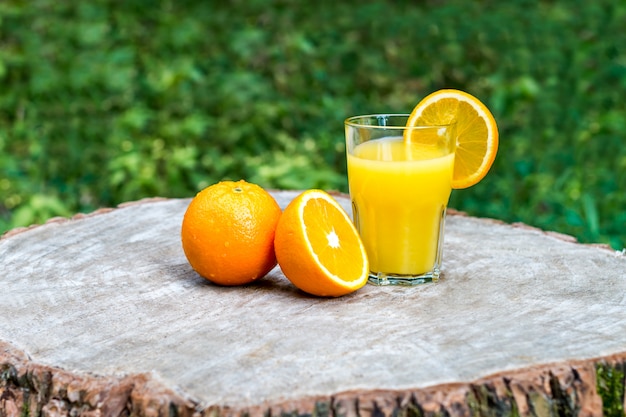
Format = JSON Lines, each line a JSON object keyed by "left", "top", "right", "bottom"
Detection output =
{"left": 181, "top": 180, "right": 282, "bottom": 286}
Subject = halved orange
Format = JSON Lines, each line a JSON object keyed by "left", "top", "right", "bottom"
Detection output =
{"left": 406, "top": 89, "right": 499, "bottom": 189}
{"left": 274, "top": 190, "right": 369, "bottom": 297}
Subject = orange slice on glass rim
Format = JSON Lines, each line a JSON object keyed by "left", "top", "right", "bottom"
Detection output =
{"left": 274, "top": 190, "right": 369, "bottom": 297}
{"left": 406, "top": 89, "right": 499, "bottom": 189}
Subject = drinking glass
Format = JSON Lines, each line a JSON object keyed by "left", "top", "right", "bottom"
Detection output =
{"left": 344, "top": 114, "right": 456, "bottom": 285}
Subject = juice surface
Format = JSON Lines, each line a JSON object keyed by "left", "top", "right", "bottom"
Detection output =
{"left": 347, "top": 136, "right": 454, "bottom": 275}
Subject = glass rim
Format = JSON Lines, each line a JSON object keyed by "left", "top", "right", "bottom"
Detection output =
{"left": 344, "top": 114, "right": 454, "bottom": 130}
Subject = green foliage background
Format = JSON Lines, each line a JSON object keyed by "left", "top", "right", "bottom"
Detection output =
{"left": 1, "top": 0, "right": 625, "bottom": 250}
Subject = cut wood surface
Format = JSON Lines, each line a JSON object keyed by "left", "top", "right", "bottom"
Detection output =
{"left": 1, "top": 190, "right": 625, "bottom": 417}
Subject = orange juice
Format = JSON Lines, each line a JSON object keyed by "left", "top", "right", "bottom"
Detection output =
{"left": 347, "top": 136, "right": 454, "bottom": 277}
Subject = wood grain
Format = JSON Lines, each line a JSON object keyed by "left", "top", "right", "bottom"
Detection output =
{"left": 1, "top": 191, "right": 625, "bottom": 416}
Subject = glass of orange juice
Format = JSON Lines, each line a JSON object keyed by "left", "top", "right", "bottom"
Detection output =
{"left": 344, "top": 114, "right": 456, "bottom": 285}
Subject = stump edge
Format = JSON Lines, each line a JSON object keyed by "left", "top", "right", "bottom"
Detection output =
{"left": 3, "top": 340, "right": 626, "bottom": 417}
{"left": 2, "top": 194, "right": 623, "bottom": 257}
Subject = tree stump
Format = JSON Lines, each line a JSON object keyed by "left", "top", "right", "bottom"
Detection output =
{"left": 1, "top": 190, "right": 625, "bottom": 417}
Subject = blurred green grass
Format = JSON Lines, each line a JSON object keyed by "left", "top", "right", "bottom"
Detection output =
{"left": 1, "top": 0, "right": 624, "bottom": 250}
